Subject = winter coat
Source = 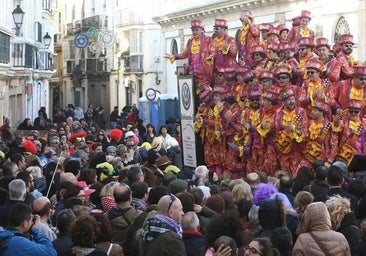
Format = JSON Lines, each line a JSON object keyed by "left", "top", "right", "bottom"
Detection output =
{"left": 107, "top": 206, "right": 142, "bottom": 246}
{"left": 293, "top": 202, "right": 351, "bottom": 256}
{"left": 337, "top": 212, "right": 361, "bottom": 256}
{"left": 0, "top": 228, "right": 57, "bottom": 256}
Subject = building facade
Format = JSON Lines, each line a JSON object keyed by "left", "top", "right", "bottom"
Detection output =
{"left": 0, "top": 0, "right": 55, "bottom": 127}
{"left": 154, "top": 0, "right": 366, "bottom": 89}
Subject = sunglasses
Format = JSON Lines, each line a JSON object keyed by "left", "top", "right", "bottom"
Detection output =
{"left": 167, "top": 193, "right": 176, "bottom": 211}
{"left": 245, "top": 78, "right": 254, "bottom": 83}
{"left": 349, "top": 109, "right": 360, "bottom": 114}
{"left": 357, "top": 77, "right": 366, "bottom": 81}
{"left": 250, "top": 97, "right": 260, "bottom": 101}
{"left": 247, "top": 246, "right": 263, "bottom": 255}
{"left": 307, "top": 70, "right": 318, "bottom": 75}
{"left": 277, "top": 76, "right": 288, "bottom": 80}
{"left": 260, "top": 79, "right": 271, "bottom": 83}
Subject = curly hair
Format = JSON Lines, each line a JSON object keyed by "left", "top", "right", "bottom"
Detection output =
{"left": 325, "top": 194, "right": 351, "bottom": 230}
{"left": 70, "top": 215, "right": 100, "bottom": 247}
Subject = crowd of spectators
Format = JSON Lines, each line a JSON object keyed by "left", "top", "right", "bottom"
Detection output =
{"left": 0, "top": 104, "right": 366, "bottom": 256}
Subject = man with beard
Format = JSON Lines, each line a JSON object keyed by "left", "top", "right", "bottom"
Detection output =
{"left": 337, "top": 65, "right": 366, "bottom": 113}
{"left": 165, "top": 20, "right": 213, "bottom": 84}
{"left": 336, "top": 99, "right": 366, "bottom": 165}
{"left": 207, "top": 19, "right": 238, "bottom": 74}
{"left": 273, "top": 89, "right": 308, "bottom": 177}
{"left": 336, "top": 34, "right": 356, "bottom": 80}
{"left": 16, "top": 170, "right": 36, "bottom": 205}
{"left": 316, "top": 37, "right": 341, "bottom": 82}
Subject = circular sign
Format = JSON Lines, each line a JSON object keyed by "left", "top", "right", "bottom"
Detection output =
{"left": 181, "top": 82, "right": 191, "bottom": 110}
{"left": 87, "top": 27, "right": 99, "bottom": 39}
{"left": 74, "top": 33, "right": 89, "bottom": 48}
{"left": 145, "top": 88, "right": 157, "bottom": 101}
{"left": 89, "top": 42, "right": 102, "bottom": 53}
{"left": 99, "top": 30, "right": 115, "bottom": 48}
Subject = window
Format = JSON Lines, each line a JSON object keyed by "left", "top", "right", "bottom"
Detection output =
{"left": 130, "top": 30, "right": 143, "bottom": 54}
{"left": 129, "top": 55, "right": 143, "bottom": 71}
{"left": 35, "top": 22, "right": 42, "bottom": 43}
{"left": 25, "top": 44, "right": 34, "bottom": 68}
{"left": 42, "top": 0, "right": 51, "bottom": 12}
{"left": 0, "top": 32, "right": 10, "bottom": 63}
{"left": 171, "top": 39, "right": 178, "bottom": 55}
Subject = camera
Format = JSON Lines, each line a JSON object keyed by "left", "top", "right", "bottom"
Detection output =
{"left": 32, "top": 215, "right": 37, "bottom": 224}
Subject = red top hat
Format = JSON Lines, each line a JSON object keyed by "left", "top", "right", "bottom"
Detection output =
{"left": 252, "top": 45, "right": 266, "bottom": 54}
{"left": 213, "top": 84, "right": 226, "bottom": 94}
{"left": 348, "top": 99, "right": 363, "bottom": 109}
{"left": 313, "top": 101, "right": 329, "bottom": 113}
{"left": 316, "top": 37, "right": 330, "bottom": 49}
{"left": 267, "top": 28, "right": 279, "bottom": 37}
{"left": 191, "top": 20, "right": 204, "bottom": 30}
{"left": 275, "top": 65, "right": 291, "bottom": 76}
{"left": 262, "top": 91, "right": 278, "bottom": 102}
{"left": 236, "top": 67, "right": 249, "bottom": 74}
{"left": 306, "top": 58, "right": 323, "bottom": 72}
{"left": 249, "top": 88, "right": 262, "bottom": 98}
{"left": 277, "top": 24, "right": 289, "bottom": 33}
{"left": 279, "top": 42, "right": 291, "bottom": 52}
{"left": 224, "top": 68, "right": 236, "bottom": 79}
{"left": 214, "top": 19, "right": 228, "bottom": 28}
{"left": 300, "top": 10, "right": 311, "bottom": 20}
{"left": 299, "top": 37, "right": 315, "bottom": 47}
{"left": 339, "top": 34, "right": 354, "bottom": 45}
{"left": 267, "top": 43, "right": 280, "bottom": 52}
{"left": 281, "top": 89, "right": 295, "bottom": 101}
{"left": 241, "top": 10, "right": 253, "bottom": 20}
{"left": 353, "top": 66, "right": 366, "bottom": 76}
{"left": 260, "top": 23, "right": 273, "bottom": 31}
{"left": 259, "top": 71, "right": 274, "bottom": 81}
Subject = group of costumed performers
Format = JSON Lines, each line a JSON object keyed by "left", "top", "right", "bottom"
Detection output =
{"left": 166, "top": 9, "right": 366, "bottom": 179}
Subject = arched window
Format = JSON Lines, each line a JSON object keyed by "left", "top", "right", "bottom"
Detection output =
{"left": 334, "top": 16, "right": 350, "bottom": 43}
{"left": 171, "top": 39, "right": 178, "bottom": 55}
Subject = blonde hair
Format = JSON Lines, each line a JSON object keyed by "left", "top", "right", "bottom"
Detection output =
{"left": 100, "top": 181, "right": 120, "bottom": 198}
{"left": 26, "top": 166, "right": 43, "bottom": 179}
{"left": 232, "top": 182, "right": 253, "bottom": 202}
{"left": 151, "top": 137, "right": 164, "bottom": 152}
{"left": 325, "top": 194, "right": 351, "bottom": 230}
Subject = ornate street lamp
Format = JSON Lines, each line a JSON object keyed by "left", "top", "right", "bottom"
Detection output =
{"left": 43, "top": 33, "right": 52, "bottom": 48}
{"left": 12, "top": 5, "right": 25, "bottom": 36}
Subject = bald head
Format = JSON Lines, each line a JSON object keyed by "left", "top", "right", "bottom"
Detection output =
{"left": 246, "top": 173, "right": 260, "bottom": 187}
{"left": 157, "top": 194, "right": 184, "bottom": 223}
{"left": 60, "top": 172, "right": 77, "bottom": 184}
{"left": 33, "top": 196, "right": 51, "bottom": 217}
{"left": 114, "top": 183, "right": 132, "bottom": 205}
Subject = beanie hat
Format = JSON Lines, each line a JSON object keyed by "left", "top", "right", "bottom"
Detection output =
{"left": 168, "top": 179, "right": 188, "bottom": 194}
{"left": 110, "top": 129, "right": 123, "bottom": 141}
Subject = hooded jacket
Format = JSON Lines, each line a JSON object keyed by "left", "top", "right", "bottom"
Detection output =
{"left": 0, "top": 228, "right": 57, "bottom": 256}
{"left": 293, "top": 202, "right": 351, "bottom": 256}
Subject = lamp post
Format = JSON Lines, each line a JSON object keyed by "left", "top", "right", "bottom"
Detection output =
{"left": 43, "top": 33, "right": 52, "bottom": 48}
{"left": 12, "top": 5, "right": 25, "bottom": 36}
